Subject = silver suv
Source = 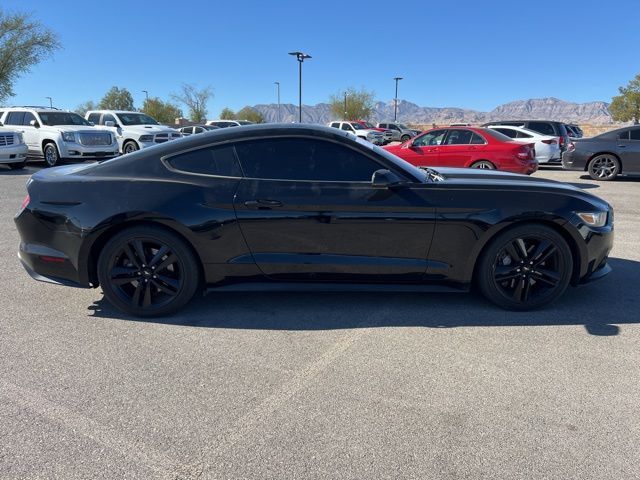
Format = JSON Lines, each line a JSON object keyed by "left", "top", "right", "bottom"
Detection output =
{"left": 0, "top": 107, "right": 118, "bottom": 167}
{"left": 328, "top": 121, "right": 385, "bottom": 145}
{"left": 377, "top": 122, "right": 419, "bottom": 143}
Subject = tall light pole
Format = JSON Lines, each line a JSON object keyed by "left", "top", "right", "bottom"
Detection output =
{"left": 288, "top": 51, "right": 311, "bottom": 123}
{"left": 274, "top": 81, "right": 281, "bottom": 122}
{"left": 393, "top": 77, "right": 403, "bottom": 122}
{"left": 45, "top": 96, "right": 52, "bottom": 108}
{"left": 142, "top": 90, "right": 149, "bottom": 102}
{"left": 343, "top": 91, "right": 348, "bottom": 120}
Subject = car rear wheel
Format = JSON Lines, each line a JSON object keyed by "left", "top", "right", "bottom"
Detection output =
{"left": 477, "top": 224, "right": 572, "bottom": 310}
{"left": 123, "top": 140, "right": 139, "bottom": 154}
{"left": 97, "top": 226, "right": 200, "bottom": 317}
{"left": 8, "top": 161, "right": 26, "bottom": 170}
{"left": 470, "top": 160, "right": 496, "bottom": 169}
{"left": 588, "top": 154, "right": 619, "bottom": 181}
{"left": 43, "top": 143, "right": 60, "bottom": 167}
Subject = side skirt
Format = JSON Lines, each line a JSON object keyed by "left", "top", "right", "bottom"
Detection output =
{"left": 204, "top": 282, "right": 469, "bottom": 294}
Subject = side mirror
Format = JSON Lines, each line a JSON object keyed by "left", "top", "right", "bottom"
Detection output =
{"left": 372, "top": 169, "right": 407, "bottom": 189}
{"left": 29, "top": 119, "right": 40, "bottom": 128}
{"left": 104, "top": 121, "right": 115, "bottom": 127}
{"left": 88, "top": 121, "right": 95, "bottom": 126}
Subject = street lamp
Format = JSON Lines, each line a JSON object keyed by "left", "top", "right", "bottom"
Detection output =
{"left": 274, "top": 81, "right": 281, "bottom": 122}
{"left": 45, "top": 96, "right": 52, "bottom": 108}
{"left": 344, "top": 91, "right": 348, "bottom": 120}
{"left": 142, "top": 90, "right": 149, "bottom": 102}
{"left": 288, "top": 51, "right": 311, "bottom": 123}
{"left": 393, "top": 77, "right": 403, "bottom": 122}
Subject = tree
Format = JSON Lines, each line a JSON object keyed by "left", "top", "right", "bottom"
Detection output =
{"left": 219, "top": 107, "right": 236, "bottom": 120}
{"left": 99, "top": 86, "right": 135, "bottom": 110}
{"left": 236, "top": 106, "right": 264, "bottom": 123}
{"left": 171, "top": 83, "right": 212, "bottom": 122}
{"left": 74, "top": 100, "right": 96, "bottom": 116}
{"left": 610, "top": 73, "right": 640, "bottom": 124}
{"left": 141, "top": 97, "right": 182, "bottom": 124}
{"left": 0, "top": 9, "right": 60, "bottom": 104}
{"left": 329, "top": 87, "right": 376, "bottom": 121}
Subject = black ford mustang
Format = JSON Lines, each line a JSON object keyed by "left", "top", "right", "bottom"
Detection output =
{"left": 15, "top": 125, "right": 613, "bottom": 316}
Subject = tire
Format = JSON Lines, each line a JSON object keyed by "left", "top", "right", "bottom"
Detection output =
{"left": 43, "top": 142, "right": 60, "bottom": 167}
{"left": 477, "top": 224, "right": 573, "bottom": 311}
{"left": 400, "top": 134, "right": 411, "bottom": 143}
{"left": 97, "top": 225, "right": 200, "bottom": 317}
{"left": 470, "top": 160, "right": 496, "bottom": 170}
{"left": 8, "top": 160, "right": 26, "bottom": 170}
{"left": 123, "top": 140, "right": 139, "bottom": 155}
{"left": 588, "top": 154, "right": 619, "bottom": 181}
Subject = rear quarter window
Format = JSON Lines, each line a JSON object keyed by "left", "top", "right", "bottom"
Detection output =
{"left": 166, "top": 145, "right": 243, "bottom": 176}
{"left": 527, "top": 122, "right": 556, "bottom": 136}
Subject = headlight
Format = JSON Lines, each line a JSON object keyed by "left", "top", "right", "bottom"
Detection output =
{"left": 139, "top": 135, "right": 154, "bottom": 143}
{"left": 577, "top": 211, "right": 607, "bottom": 227}
{"left": 16, "top": 132, "right": 24, "bottom": 144}
{"left": 62, "top": 132, "right": 76, "bottom": 142}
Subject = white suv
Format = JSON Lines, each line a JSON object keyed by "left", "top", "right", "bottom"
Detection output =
{"left": 206, "top": 120, "right": 255, "bottom": 128}
{"left": 327, "top": 121, "right": 385, "bottom": 145}
{"left": 0, "top": 123, "right": 28, "bottom": 170}
{"left": 0, "top": 107, "right": 119, "bottom": 167}
{"left": 86, "top": 110, "right": 182, "bottom": 154}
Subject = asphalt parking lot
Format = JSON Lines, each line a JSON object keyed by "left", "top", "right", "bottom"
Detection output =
{"left": 1, "top": 163, "right": 639, "bottom": 480}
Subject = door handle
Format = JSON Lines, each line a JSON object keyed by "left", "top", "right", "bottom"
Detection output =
{"left": 244, "top": 199, "right": 283, "bottom": 209}
{"left": 427, "top": 147, "right": 438, "bottom": 152}
{"left": 617, "top": 145, "right": 627, "bottom": 148}
{"left": 469, "top": 146, "right": 477, "bottom": 150}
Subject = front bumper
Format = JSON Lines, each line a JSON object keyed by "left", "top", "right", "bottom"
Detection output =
{"left": 0, "top": 144, "right": 28, "bottom": 163}
{"left": 59, "top": 142, "right": 119, "bottom": 160}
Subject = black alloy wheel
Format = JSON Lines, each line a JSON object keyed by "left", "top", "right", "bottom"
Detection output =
{"left": 588, "top": 154, "right": 620, "bottom": 181}
{"left": 477, "top": 224, "right": 572, "bottom": 310}
{"left": 97, "top": 226, "right": 199, "bottom": 316}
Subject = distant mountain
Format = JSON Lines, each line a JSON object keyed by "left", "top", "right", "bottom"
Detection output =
{"left": 249, "top": 97, "right": 615, "bottom": 125}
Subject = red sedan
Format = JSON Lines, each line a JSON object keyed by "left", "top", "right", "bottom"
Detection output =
{"left": 384, "top": 126, "right": 538, "bottom": 175}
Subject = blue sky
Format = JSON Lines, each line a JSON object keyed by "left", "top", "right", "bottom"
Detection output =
{"left": 3, "top": 0, "right": 638, "bottom": 116}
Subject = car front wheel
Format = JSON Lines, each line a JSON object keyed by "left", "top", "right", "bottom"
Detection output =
{"left": 470, "top": 160, "right": 496, "bottom": 169}
{"left": 123, "top": 140, "right": 139, "bottom": 154}
{"left": 588, "top": 154, "right": 619, "bottom": 181}
{"left": 477, "top": 224, "right": 573, "bottom": 310}
{"left": 97, "top": 226, "right": 200, "bottom": 317}
{"left": 43, "top": 143, "right": 60, "bottom": 167}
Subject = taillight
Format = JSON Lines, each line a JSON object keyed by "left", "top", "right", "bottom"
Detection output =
{"left": 516, "top": 145, "right": 532, "bottom": 160}
{"left": 17, "top": 194, "right": 30, "bottom": 215}
{"left": 559, "top": 136, "right": 566, "bottom": 146}
{"left": 541, "top": 139, "right": 557, "bottom": 145}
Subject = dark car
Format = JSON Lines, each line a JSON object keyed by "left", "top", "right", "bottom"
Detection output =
{"left": 562, "top": 126, "right": 640, "bottom": 180}
{"left": 565, "top": 124, "right": 584, "bottom": 138}
{"left": 15, "top": 125, "right": 613, "bottom": 316}
{"left": 482, "top": 120, "right": 571, "bottom": 157}
{"left": 178, "top": 125, "right": 220, "bottom": 136}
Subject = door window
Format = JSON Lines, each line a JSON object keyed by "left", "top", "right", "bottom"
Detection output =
{"left": 22, "top": 112, "right": 37, "bottom": 126}
{"left": 194, "top": 127, "right": 204, "bottom": 134}
{"left": 493, "top": 128, "right": 517, "bottom": 138}
{"left": 618, "top": 130, "right": 629, "bottom": 140}
{"left": 166, "top": 145, "right": 243, "bottom": 176}
{"left": 103, "top": 114, "right": 116, "bottom": 124}
{"left": 527, "top": 122, "right": 555, "bottom": 136}
{"left": 412, "top": 129, "right": 447, "bottom": 147}
{"left": 235, "top": 138, "right": 383, "bottom": 182}
{"left": 5, "top": 111, "right": 25, "bottom": 125}
{"left": 330, "top": 122, "right": 340, "bottom": 128}
{"left": 516, "top": 131, "right": 533, "bottom": 138}
{"left": 87, "top": 113, "right": 100, "bottom": 124}
{"left": 444, "top": 129, "right": 474, "bottom": 145}
{"left": 340, "top": 123, "right": 354, "bottom": 132}
{"left": 629, "top": 129, "right": 640, "bottom": 140}
{"left": 470, "top": 132, "right": 486, "bottom": 144}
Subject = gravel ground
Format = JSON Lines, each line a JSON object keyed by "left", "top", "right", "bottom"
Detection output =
{"left": 1, "top": 163, "right": 639, "bottom": 479}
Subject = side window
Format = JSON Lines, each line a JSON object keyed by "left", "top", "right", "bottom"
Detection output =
{"left": 618, "top": 130, "right": 630, "bottom": 140}
{"left": 5, "top": 111, "right": 25, "bottom": 126}
{"left": 167, "top": 145, "right": 242, "bottom": 176}
{"left": 0, "top": 110, "right": 5, "bottom": 123}
{"left": 22, "top": 112, "right": 37, "bottom": 126}
{"left": 378, "top": 123, "right": 386, "bottom": 129}
{"left": 340, "top": 123, "right": 353, "bottom": 131}
{"left": 235, "top": 138, "right": 383, "bottom": 182}
{"left": 194, "top": 127, "right": 204, "bottom": 134}
{"left": 470, "top": 133, "right": 486, "bottom": 144}
{"left": 444, "top": 129, "right": 474, "bottom": 145}
{"left": 330, "top": 122, "right": 340, "bottom": 128}
{"left": 516, "top": 131, "right": 533, "bottom": 138}
{"left": 413, "top": 129, "right": 447, "bottom": 147}
{"left": 391, "top": 125, "right": 400, "bottom": 131}
{"left": 630, "top": 129, "right": 640, "bottom": 141}
{"left": 87, "top": 113, "right": 101, "bottom": 125}
{"left": 103, "top": 114, "right": 116, "bottom": 124}
{"left": 494, "top": 128, "right": 517, "bottom": 138}
{"left": 527, "top": 122, "right": 555, "bottom": 136}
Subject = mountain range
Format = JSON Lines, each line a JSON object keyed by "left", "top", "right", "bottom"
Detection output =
{"left": 249, "top": 97, "right": 614, "bottom": 125}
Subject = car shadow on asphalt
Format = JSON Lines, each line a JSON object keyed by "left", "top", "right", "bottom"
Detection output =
{"left": 88, "top": 258, "right": 638, "bottom": 337}
{"left": 579, "top": 174, "right": 640, "bottom": 183}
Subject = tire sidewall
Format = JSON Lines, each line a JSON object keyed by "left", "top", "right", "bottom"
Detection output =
{"left": 477, "top": 224, "right": 573, "bottom": 310}
{"left": 123, "top": 141, "right": 139, "bottom": 154}
{"left": 44, "top": 143, "right": 59, "bottom": 167}
{"left": 97, "top": 226, "right": 200, "bottom": 317}
{"left": 588, "top": 155, "right": 619, "bottom": 181}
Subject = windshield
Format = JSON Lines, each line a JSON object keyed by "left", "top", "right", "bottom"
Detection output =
{"left": 117, "top": 112, "right": 159, "bottom": 126}
{"left": 351, "top": 123, "right": 365, "bottom": 130}
{"left": 39, "top": 112, "right": 91, "bottom": 126}
{"left": 362, "top": 121, "right": 375, "bottom": 128}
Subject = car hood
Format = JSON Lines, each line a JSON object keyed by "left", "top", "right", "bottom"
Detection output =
{"left": 120, "top": 124, "right": 177, "bottom": 134}
{"left": 431, "top": 167, "right": 610, "bottom": 208}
